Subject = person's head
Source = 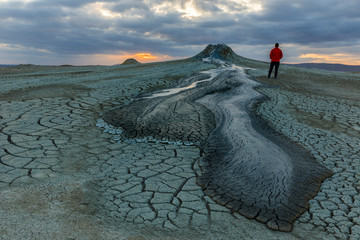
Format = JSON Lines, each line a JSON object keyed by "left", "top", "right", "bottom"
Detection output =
{"left": 275, "top": 43, "right": 279, "bottom": 48}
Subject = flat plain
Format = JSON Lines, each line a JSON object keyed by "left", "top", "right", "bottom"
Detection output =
{"left": 1, "top": 51, "right": 360, "bottom": 239}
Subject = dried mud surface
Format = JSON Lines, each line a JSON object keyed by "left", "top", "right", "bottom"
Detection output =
{"left": 254, "top": 65, "right": 360, "bottom": 239}
{"left": 1, "top": 58, "right": 359, "bottom": 239}
{"left": 102, "top": 64, "right": 332, "bottom": 232}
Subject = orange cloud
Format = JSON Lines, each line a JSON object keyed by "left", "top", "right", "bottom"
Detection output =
{"left": 134, "top": 53, "right": 159, "bottom": 60}
{"left": 122, "top": 52, "right": 179, "bottom": 63}
{"left": 299, "top": 53, "right": 360, "bottom": 65}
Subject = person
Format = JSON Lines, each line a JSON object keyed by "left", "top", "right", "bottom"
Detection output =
{"left": 268, "top": 43, "right": 283, "bottom": 79}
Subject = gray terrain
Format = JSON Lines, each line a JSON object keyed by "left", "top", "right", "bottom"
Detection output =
{"left": 287, "top": 63, "right": 360, "bottom": 72}
{"left": 1, "top": 44, "right": 360, "bottom": 239}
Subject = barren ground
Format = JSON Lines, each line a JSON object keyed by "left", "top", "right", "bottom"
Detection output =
{"left": 0, "top": 60, "right": 359, "bottom": 239}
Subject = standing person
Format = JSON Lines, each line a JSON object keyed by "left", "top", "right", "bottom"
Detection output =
{"left": 268, "top": 43, "right": 283, "bottom": 79}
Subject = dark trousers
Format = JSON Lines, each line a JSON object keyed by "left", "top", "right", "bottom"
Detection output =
{"left": 268, "top": 61, "right": 280, "bottom": 78}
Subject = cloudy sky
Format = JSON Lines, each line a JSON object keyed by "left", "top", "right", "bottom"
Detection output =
{"left": 1, "top": 0, "right": 360, "bottom": 65}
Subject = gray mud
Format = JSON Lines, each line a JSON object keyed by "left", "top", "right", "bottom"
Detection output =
{"left": 197, "top": 69, "right": 332, "bottom": 231}
{"left": 102, "top": 69, "right": 232, "bottom": 144}
{"left": 3, "top": 47, "right": 355, "bottom": 238}
{"left": 102, "top": 64, "right": 332, "bottom": 231}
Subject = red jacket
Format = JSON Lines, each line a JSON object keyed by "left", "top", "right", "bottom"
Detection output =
{"left": 270, "top": 47, "right": 283, "bottom": 62}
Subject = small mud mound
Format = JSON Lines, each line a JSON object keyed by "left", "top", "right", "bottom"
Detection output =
{"left": 121, "top": 58, "right": 141, "bottom": 65}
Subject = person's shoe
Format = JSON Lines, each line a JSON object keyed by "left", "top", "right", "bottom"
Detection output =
{"left": 274, "top": 77, "right": 277, "bottom": 79}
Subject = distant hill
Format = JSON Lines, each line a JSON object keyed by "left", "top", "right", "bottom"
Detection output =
{"left": 121, "top": 58, "right": 141, "bottom": 65}
{"left": 288, "top": 63, "right": 360, "bottom": 72}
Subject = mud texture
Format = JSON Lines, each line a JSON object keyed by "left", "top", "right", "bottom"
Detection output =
{"left": 2, "top": 44, "right": 358, "bottom": 239}
{"left": 102, "top": 59, "right": 332, "bottom": 231}
{"left": 102, "top": 70, "right": 230, "bottom": 144}
{"left": 197, "top": 76, "right": 332, "bottom": 231}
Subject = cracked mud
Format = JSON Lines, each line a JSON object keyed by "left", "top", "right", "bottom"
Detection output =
{"left": 102, "top": 64, "right": 332, "bottom": 232}
{"left": 1, "top": 52, "right": 359, "bottom": 239}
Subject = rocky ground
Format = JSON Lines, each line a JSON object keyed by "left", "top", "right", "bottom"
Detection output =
{"left": 0, "top": 55, "right": 359, "bottom": 239}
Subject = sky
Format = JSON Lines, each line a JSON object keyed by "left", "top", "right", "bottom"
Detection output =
{"left": 1, "top": 0, "right": 360, "bottom": 65}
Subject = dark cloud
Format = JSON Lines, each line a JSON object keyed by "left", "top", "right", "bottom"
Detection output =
{"left": 1, "top": 0, "right": 360, "bottom": 64}
{"left": 254, "top": 0, "right": 360, "bottom": 44}
{"left": 110, "top": 1, "right": 149, "bottom": 12}
{"left": 30, "top": 0, "right": 117, "bottom": 8}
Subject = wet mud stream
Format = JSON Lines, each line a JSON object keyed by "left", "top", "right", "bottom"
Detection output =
{"left": 101, "top": 63, "right": 332, "bottom": 231}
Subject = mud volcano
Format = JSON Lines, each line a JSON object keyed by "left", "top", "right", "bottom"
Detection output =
{"left": 101, "top": 44, "right": 332, "bottom": 231}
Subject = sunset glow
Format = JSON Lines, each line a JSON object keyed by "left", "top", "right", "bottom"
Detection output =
{"left": 299, "top": 53, "right": 360, "bottom": 65}
{"left": 117, "top": 52, "right": 176, "bottom": 64}
{"left": 134, "top": 53, "right": 158, "bottom": 60}
{"left": 75, "top": 52, "right": 177, "bottom": 66}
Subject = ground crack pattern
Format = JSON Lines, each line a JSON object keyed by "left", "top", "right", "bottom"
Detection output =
{"left": 102, "top": 65, "right": 332, "bottom": 231}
